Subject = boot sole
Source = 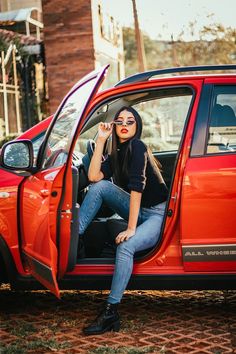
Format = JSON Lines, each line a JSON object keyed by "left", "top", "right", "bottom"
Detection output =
{"left": 83, "top": 320, "right": 120, "bottom": 335}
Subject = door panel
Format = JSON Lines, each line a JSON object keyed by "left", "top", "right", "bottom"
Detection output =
{"left": 181, "top": 84, "right": 236, "bottom": 272}
{"left": 181, "top": 149, "right": 236, "bottom": 271}
{"left": 20, "top": 168, "right": 63, "bottom": 297}
{"left": 20, "top": 66, "right": 109, "bottom": 295}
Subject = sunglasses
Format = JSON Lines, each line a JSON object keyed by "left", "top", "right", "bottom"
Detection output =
{"left": 113, "top": 119, "right": 136, "bottom": 126}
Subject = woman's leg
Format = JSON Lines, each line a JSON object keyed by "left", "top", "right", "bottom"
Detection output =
{"left": 79, "top": 180, "right": 139, "bottom": 235}
{"left": 107, "top": 208, "right": 165, "bottom": 304}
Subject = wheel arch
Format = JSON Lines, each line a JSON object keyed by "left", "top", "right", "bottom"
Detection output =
{"left": 0, "top": 235, "right": 19, "bottom": 285}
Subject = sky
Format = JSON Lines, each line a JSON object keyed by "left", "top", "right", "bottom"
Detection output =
{"left": 103, "top": 0, "right": 236, "bottom": 40}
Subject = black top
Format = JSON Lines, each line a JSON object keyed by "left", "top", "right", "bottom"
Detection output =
{"left": 101, "top": 139, "right": 168, "bottom": 208}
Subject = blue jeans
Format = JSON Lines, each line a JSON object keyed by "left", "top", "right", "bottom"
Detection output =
{"left": 79, "top": 180, "right": 166, "bottom": 304}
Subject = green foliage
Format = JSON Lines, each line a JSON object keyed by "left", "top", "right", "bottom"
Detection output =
{"left": 9, "top": 321, "right": 37, "bottom": 338}
{"left": 123, "top": 27, "right": 164, "bottom": 75}
{"left": 123, "top": 22, "right": 236, "bottom": 75}
{"left": 171, "top": 24, "right": 236, "bottom": 66}
{"left": 0, "top": 136, "right": 18, "bottom": 148}
{"left": 0, "top": 37, "right": 8, "bottom": 53}
{"left": 0, "top": 36, "right": 27, "bottom": 57}
{"left": 0, "top": 342, "right": 25, "bottom": 354}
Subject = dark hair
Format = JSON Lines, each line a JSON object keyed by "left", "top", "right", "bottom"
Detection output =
{"left": 110, "top": 106, "right": 161, "bottom": 186}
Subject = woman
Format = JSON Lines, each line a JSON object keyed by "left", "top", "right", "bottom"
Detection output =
{"left": 79, "top": 106, "right": 168, "bottom": 335}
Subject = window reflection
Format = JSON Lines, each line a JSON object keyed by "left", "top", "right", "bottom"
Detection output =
{"left": 42, "top": 78, "right": 96, "bottom": 169}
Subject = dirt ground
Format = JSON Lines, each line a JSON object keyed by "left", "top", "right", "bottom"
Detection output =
{"left": 0, "top": 284, "right": 236, "bottom": 354}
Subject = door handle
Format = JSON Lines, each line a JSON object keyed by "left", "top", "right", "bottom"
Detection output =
{"left": 171, "top": 193, "right": 177, "bottom": 202}
{"left": 40, "top": 189, "right": 50, "bottom": 197}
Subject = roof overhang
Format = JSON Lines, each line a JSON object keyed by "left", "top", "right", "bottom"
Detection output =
{"left": 0, "top": 7, "right": 43, "bottom": 28}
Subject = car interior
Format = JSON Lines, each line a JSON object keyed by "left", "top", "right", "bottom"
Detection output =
{"left": 207, "top": 102, "right": 236, "bottom": 153}
{"left": 67, "top": 87, "right": 193, "bottom": 264}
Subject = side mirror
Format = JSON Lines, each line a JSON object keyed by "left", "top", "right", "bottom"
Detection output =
{"left": 0, "top": 140, "right": 34, "bottom": 171}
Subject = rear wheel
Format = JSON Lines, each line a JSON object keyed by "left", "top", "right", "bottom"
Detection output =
{"left": 0, "top": 253, "right": 8, "bottom": 284}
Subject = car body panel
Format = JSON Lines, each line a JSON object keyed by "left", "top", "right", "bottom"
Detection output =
{"left": 181, "top": 154, "right": 236, "bottom": 272}
{"left": 0, "top": 170, "right": 25, "bottom": 274}
{"left": 0, "top": 119, "right": 54, "bottom": 277}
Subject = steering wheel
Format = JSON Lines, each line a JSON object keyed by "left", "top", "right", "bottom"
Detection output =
{"left": 82, "top": 139, "right": 96, "bottom": 174}
{"left": 78, "top": 139, "right": 107, "bottom": 191}
{"left": 87, "top": 139, "right": 96, "bottom": 161}
{"left": 82, "top": 139, "right": 106, "bottom": 172}
{"left": 44, "top": 148, "right": 68, "bottom": 168}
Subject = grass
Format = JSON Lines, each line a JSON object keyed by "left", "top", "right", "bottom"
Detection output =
{"left": 0, "top": 317, "right": 74, "bottom": 353}
{"left": 0, "top": 318, "right": 71, "bottom": 353}
{"left": 88, "top": 346, "right": 162, "bottom": 354}
{"left": 9, "top": 321, "right": 37, "bottom": 338}
{"left": 0, "top": 339, "right": 71, "bottom": 353}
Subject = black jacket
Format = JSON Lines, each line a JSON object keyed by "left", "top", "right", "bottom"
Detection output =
{"left": 101, "top": 139, "right": 168, "bottom": 208}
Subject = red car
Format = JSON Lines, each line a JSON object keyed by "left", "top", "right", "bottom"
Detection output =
{"left": 0, "top": 64, "right": 236, "bottom": 298}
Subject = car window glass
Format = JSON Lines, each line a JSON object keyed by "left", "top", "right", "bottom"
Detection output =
{"left": 133, "top": 88, "right": 193, "bottom": 152}
{"left": 31, "top": 132, "right": 45, "bottom": 167}
{"left": 41, "top": 77, "right": 98, "bottom": 169}
{"left": 74, "top": 123, "right": 100, "bottom": 155}
{"left": 207, "top": 86, "right": 236, "bottom": 154}
{"left": 73, "top": 87, "right": 192, "bottom": 163}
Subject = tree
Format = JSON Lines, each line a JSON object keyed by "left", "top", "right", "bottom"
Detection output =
{"left": 123, "top": 27, "right": 168, "bottom": 75}
{"left": 123, "top": 22, "right": 236, "bottom": 75}
{"left": 172, "top": 23, "right": 236, "bottom": 66}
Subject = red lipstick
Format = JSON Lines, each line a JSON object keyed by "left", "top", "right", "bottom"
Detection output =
{"left": 121, "top": 128, "right": 128, "bottom": 133}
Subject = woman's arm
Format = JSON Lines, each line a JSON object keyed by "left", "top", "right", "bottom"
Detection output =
{"left": 115, "top": 190, "right": 142, "bottom": 244}
{"left": 88, "top": 123, "right": 112, "bottom": 182}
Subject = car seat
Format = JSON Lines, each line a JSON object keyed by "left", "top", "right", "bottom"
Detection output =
{"left": 221, "top": 105, "right": 236, "bottom": 126}
{"left": 211, "top": 103, "right": 236, "bottom": 127}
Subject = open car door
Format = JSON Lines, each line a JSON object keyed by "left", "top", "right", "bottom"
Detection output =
{"left": 19, "top": 65, "right": 109, "bottom": 297}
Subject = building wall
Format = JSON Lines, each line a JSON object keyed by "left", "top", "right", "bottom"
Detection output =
{"left": 0, "top": 0, "right": 42, "bottom": 11}
{"left": 42, "top": 0, "right": 95, "bottom": 113}
{"left": 91, "top": 0, "right": 125, "bottom": 87}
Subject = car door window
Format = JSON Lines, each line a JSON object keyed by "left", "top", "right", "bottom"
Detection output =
{"left": 207, "top": 86, "right": 236, "bottom": 154}
{"left": 74, "top": 123, "right": 100, "bottom": 155}
{"left": 42, "top": 79, "right": 97, "bottom": 169}
{"left": 32, "top": 131, "right": 45, "bottom": 166}
{"left": 133, "top": 87, "right": 193, "bottom": 152}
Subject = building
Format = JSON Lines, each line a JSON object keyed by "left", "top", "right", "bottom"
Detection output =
{"left": 42, "top": 0, "right": 125, "bottom": 113}
{"left": 0, "top": 1, "right": 45, "bottom": 139}
{"left": 0, "top": 0, "right": 41, "bottom": 11}
{"left": 0, "top": 29, "right": 44, "bottom": 138}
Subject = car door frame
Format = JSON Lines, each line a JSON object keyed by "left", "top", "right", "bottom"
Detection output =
{"left": 65, "top": 77, "right": 204, "bottom": 276}
{"left": 18, "top": 65, "right": 109, "bottom": 296}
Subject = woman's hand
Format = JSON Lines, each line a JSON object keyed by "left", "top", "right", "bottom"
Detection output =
{"left": 115, "top": 228, "right": 135, "bottom": 244}
{"left": 97, "top": 122, "right": 113, "bottom": 142}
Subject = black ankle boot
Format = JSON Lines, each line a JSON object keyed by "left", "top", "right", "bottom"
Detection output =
{"left": 83, "top": 302, "right": 120, "bottom": 335}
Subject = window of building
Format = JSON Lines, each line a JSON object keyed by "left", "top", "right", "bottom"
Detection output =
{"left": 98, "top": 4, "right": 118, "bottom": 45}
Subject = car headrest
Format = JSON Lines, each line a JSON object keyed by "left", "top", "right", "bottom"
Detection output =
{"left": 211, "top": 103, "right": 236, "bottom": 127}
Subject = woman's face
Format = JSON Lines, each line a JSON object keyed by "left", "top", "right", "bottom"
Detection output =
{"left": 114, "top": 110, "right": 137, "bottom": 143}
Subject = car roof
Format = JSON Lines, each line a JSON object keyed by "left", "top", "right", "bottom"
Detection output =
{"left": 115, "top": 64, "right": 236, "bottom": 87}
